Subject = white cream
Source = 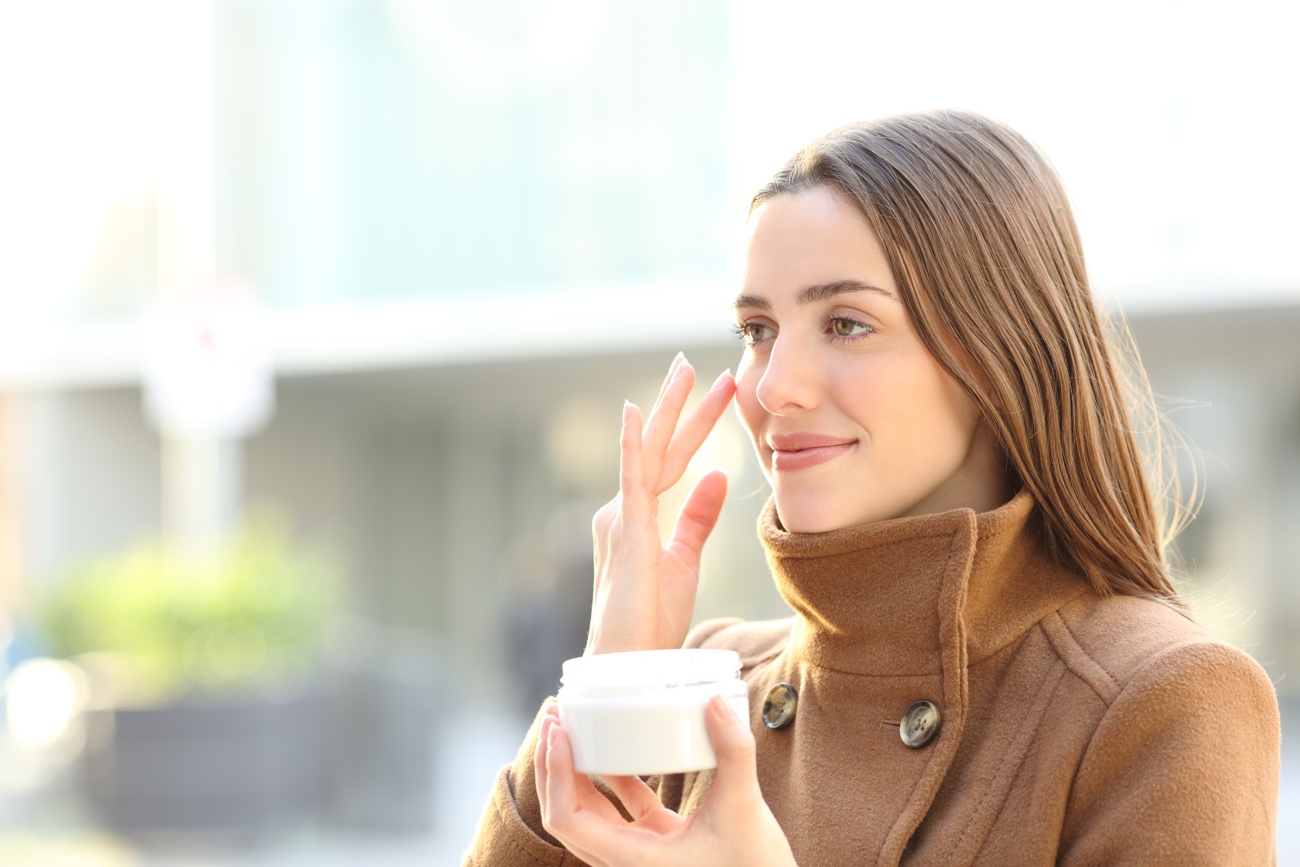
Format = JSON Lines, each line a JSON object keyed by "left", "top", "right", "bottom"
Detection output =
{"left": 556, "top": 649, "right": 748, "bottom": 776}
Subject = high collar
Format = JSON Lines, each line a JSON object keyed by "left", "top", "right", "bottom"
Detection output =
{"left": 760, "top": 490, "right": 1091, "bottom": 677}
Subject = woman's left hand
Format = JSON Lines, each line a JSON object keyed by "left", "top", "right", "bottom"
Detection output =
{"left": 535, "top": 696, "right": 798, "bottom": 867}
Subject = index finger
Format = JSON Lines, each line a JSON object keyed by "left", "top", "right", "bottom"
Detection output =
{"left": 649, "top": 352, "right": 686, "bottom": 416}
{"left": 657, "top": 369, "right": 737, "bottom": 493}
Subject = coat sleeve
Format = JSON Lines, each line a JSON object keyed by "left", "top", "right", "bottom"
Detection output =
{"left": 1058, "top": 640, "right": 1280, "bottom": 866}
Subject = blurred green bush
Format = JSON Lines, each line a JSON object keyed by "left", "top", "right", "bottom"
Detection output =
{"left": 35, "top": 511, "right": 338, "bottom": 706}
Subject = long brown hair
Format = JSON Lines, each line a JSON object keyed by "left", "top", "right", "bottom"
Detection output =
{"left": 752, "top": 109, "right": 1190, "bottom": 606}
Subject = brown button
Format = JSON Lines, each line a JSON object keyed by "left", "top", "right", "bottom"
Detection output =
{"left": 762, "top": 683, "right": 798, "bottom": 729}
{"left": 899, "top": 700, "right": 941, "bottom": 748}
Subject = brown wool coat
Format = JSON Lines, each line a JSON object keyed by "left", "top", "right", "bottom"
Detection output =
{"left": 464, "top": 491, "right": 1281, "bottom": 866}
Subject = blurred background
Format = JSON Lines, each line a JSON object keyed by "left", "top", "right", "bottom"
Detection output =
{"left": 0, "top": 0, "right": 1297, "bottom": 863}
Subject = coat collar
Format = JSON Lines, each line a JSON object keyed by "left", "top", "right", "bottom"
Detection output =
{"left": 759, "top": 490, "right": 1091, "bottom": 677}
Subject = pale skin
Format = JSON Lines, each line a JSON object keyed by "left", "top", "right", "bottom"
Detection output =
{"left": 536, "top": 186, "right": 1012, "bottom": 865}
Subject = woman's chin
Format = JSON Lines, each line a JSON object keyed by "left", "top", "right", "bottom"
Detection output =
{"left": 773, "top": 496, "right": 849, "bottom": 535}
{"left": 773, "top": 490, "right": 908, "bottom": 534}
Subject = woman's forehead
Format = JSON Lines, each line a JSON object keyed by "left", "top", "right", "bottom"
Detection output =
{"left": 738, "top": 188, "right": 898, "bottom": 303}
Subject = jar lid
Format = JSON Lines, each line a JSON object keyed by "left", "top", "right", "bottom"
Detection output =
{"left": 561, "top": 648, "right": 741, "bottom": 689}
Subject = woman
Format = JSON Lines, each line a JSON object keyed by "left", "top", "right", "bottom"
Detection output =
{"left": 465, "top": 110, "right": 1280, "bottom": 865}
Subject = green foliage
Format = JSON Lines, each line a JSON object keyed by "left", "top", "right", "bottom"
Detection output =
{"left": 36, "top": 511, "right": 338, "bottom": 704}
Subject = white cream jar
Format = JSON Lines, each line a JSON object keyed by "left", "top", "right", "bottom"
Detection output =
{"left": 556, "top": 649, "right": 748, "bottom": 776}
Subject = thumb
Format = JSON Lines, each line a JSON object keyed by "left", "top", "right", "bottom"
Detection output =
{"left": 703, "top": 694, "right": 760, "bottom": 798}
{"left": 701, "top": 695, "right": 798, "bottom": 866}
{"left": 666, "top": 468, "right": 728, "bottom": 565}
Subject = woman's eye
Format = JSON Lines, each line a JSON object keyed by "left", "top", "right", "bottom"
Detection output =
{"left": 830, "top": 317, "right": 873, "bottom": 338}
{"left": 735, "top": 322, "right": 774, "bottom": 344}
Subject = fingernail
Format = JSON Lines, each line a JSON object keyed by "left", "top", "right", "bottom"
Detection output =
{"left": 711, "top": 368, "right": 733, "bottom": 390}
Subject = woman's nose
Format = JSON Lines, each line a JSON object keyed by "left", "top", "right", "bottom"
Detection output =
{"left": 754, "top": 337, "right": 819, "bottom": 415}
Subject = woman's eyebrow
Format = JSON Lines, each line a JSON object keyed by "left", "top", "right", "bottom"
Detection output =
{"left": 799, "top": 279, "right": 897, "bottom": 304}
{"left": 731, "top": 292, "right": 769, "bottom": 311}
{"left": 732, "top": 280, "right": 897, "bottom": 311}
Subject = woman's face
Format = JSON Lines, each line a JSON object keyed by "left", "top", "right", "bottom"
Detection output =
{"left": 733, "top": 186, "right": 1009, "bottom": 533}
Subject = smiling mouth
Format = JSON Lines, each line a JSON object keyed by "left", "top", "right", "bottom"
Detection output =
{"left": 769, "top": 438, "right": 857, "bottom": 472}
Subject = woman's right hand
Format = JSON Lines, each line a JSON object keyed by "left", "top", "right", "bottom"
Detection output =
{"left": 585, "top": 353, "right": 737, "bottom": 656}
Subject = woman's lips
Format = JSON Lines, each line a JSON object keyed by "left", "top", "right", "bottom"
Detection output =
{"left": 768, "top": 434, "right": 857, "bottom": 472}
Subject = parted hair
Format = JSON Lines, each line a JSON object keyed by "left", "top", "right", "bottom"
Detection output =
{"left": 752, "top": 109, "right": 1189, "bottom": 606}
